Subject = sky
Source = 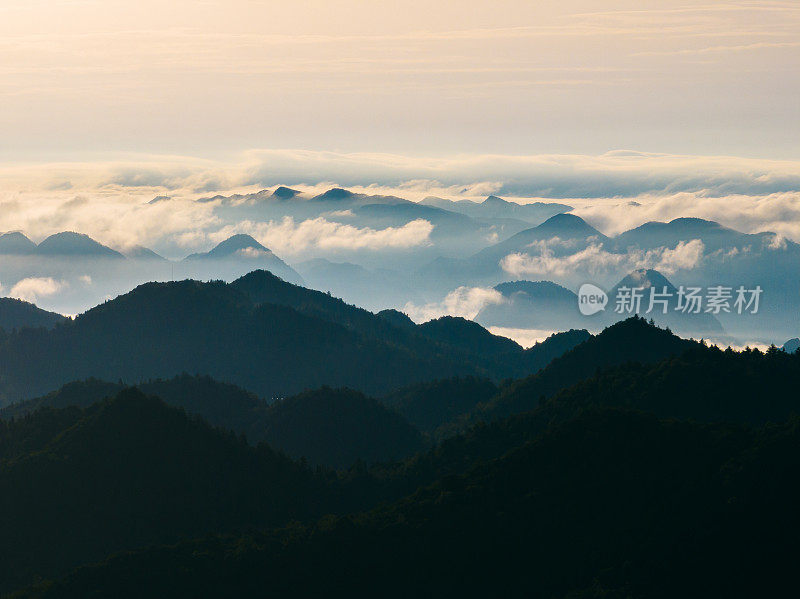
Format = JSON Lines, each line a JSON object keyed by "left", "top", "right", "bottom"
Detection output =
{"left": 2, "top": 0, "right": 800, "bottom": 254}
{"left": 2, "top": 0, "right": 799, "bottom": 160}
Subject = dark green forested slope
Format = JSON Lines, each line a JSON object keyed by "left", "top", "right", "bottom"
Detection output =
{"left": 416, "top": 315, "right": 522, "bottom": 355}
{"left": 532, "top": 341, "right": 800, "bottom": 425}
{"left": 0, "top": 390, "right": 330, "bottom": 594}
{"left": 0, "top": 272, "right": 588, "bottom": 404}
{"left": 0, "top": 297, "right": 66, "bottom": 331}
{"left": 383, "top": 376, "right": 498, "bottom": 433}
{"left": 466, "top": 317, "right": 695, "bottom": 424}
{"left": 0, "top": 375, "right": 261, "bottom": 422}
{"left": 259, "top": 387, "right": 425, "bottom": 468}
{"left": 344, "top": 337, "right": 800, "bottom": 510}
{"left": 7, "top": 321, "right": 800, "bottom": 598}
{"left": 15, "top": 410, "right": 800, "bottom": 599}
{"left": 1, "top": 377, "right": 425, "bottom": 469}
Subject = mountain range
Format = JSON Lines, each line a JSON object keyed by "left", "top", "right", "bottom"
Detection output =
{"left": 0, "top": 270, "right": 589, "bottom": 404}
{"left": 2, "top": 317, "right": 799, "bottom": 597}
{"left": 3, "top": 188, "right": 798, "bottom": 343}
{"left": 0, "top": 297, "right": 67, "bottom": 331}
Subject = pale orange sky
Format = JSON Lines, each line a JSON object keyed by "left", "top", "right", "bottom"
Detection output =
{"left": 2, "top": 0, "right": 799, "bottom": 161}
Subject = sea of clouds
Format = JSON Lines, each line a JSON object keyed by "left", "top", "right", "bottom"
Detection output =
{"left": 2, "top": 149, "right": 800, "bottom": 260}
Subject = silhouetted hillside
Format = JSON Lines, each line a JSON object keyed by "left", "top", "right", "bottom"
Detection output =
{"left": 0, "top": 375, "right": 263, "bottom": 429}
{"left": 541, "top": 342, "right": 800, "bottom": 426}
{"left": 0, "top": 297, "right": 67, "bottom": 331}
{"left": 2, "top": 377, "right": 422, "bottom": 470}
{"left": 468, "top": 317, "right": 694, "bottom": 423}
{"left": 383, "top": 376, "right": 498, "bottom": 433}
{"left": 18, "top": 409, "right": 800, "bottom": 599}
{"left": 417, "top": 316, "right": 522, "bottom": 356}
{"left": 0, "top": 276, "right": 486, "bottom": 403}
{"left": 376, "top": 308, "right": 416, "bottom": 329}
{"left": 0, "top": 390, "right": 328, "bottom": 594}
{"left": 259, "top": 387, "right": 424, "bottom": 468}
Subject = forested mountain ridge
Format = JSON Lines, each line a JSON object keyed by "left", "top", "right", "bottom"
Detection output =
{"left": 3, "top": 321, "right": 800, "bottom": 597}
{"left": 0, "top": 297, "right": 67, "bottom": 331}
{"left": 0, "top": 271, "right": 588, "bottom": 404}
{"left": 463, "top": 316, "right": 695, "bottom": 424}
{"left": 1, "top": 378, "right": 425, "bottom": 469}
{"left": 0, "top": 390, "right": 330, "bottom": 594}
{"left": 14, "top": 409, "right": 800, "bottom": 599}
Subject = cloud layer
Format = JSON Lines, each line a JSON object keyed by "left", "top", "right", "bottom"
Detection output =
{"left": 213, "top": 217, "right": 434, "bottom": 254}
{"left": 2, "top": 149, "right": 800, "bottom": 259}
{"left": 8, "top": 277, "right": 66, "bottom": 303}
{"left": 500, "top": 239, "right": 706, "bottom": 279}
{"left": 403, "top": 286, "right": 504, "bottom": 323}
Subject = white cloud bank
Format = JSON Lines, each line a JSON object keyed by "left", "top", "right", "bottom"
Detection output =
{"left": 9, "top": 277, "right": 66, "bottom": 303}
{"left": 403, "top": 286, "right": 504, "bottom": 323}
{"left": 2, "top": 150, "right": 800, "bottom": 257}
{"left": 212, "top": 217, "right": 434, "bottom": 255}
{"left": 501, "top": 239, "right": 705, "bottom": 278}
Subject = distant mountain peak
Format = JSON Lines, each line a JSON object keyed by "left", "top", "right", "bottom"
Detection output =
{"left": 668, "top": 217, "right": 719, "bottom": 227}
{"left": 534, "top": 213, "right": 606, "bottom": 239}
{"left": 272, "top": 186, "right": 301, "bottom": 200}
{"left": 36, "top": 231, "right": 124, "bottom": 258}
{"left": 317, "top": 188, "right": 354, "bottom": 201}
{"left": 0, "top": 231, "right": 37, "bottom": 255}
{"left": 483, "top": 195, "right": 511, "bottom": 206}
{"left": 494, "top": 280, "right": 575, "bottom": 298}
{"left": 125, "top": 245, "right": 166, "bottom": 261}
{"left": 615, "top": 268, "right": 675, "bottom": 290}
{"left": 783, "top": 338, "right": 800, "bottom": 353}
{"left": 207, "top": 234, "right": 271, "bottom": 258}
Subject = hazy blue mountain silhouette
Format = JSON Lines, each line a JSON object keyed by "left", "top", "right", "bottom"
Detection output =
{"left": 606, "top": 269, "right": 724, "bottom": 338}
{"left": 476, "top": 280, "right": 586, "bottom": 330}
{"left": 417, "top": 213, "right": 610, "bottom": 288}
{"left": 296, "top": 258, "right": 402, "bottom": 307}
{"left": 36, "top": 232, "right": 124, "bottom": 258}
{"left": 613, "top": 217, "right": 782, "bottom": 253}
{"left": 184, "top": 235, "right": 303, "bottom": 284}
{"left": 0, "top": 232, "right": 38, "bottom": 255}
{"left": 474, "top": 213, "right": 608, "bottom": 266}
{"left": 124, "top": 245, "right": 166, "bottom": 261}
{"left": 421, "top": 195, "right": 571, "bottom": 224}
